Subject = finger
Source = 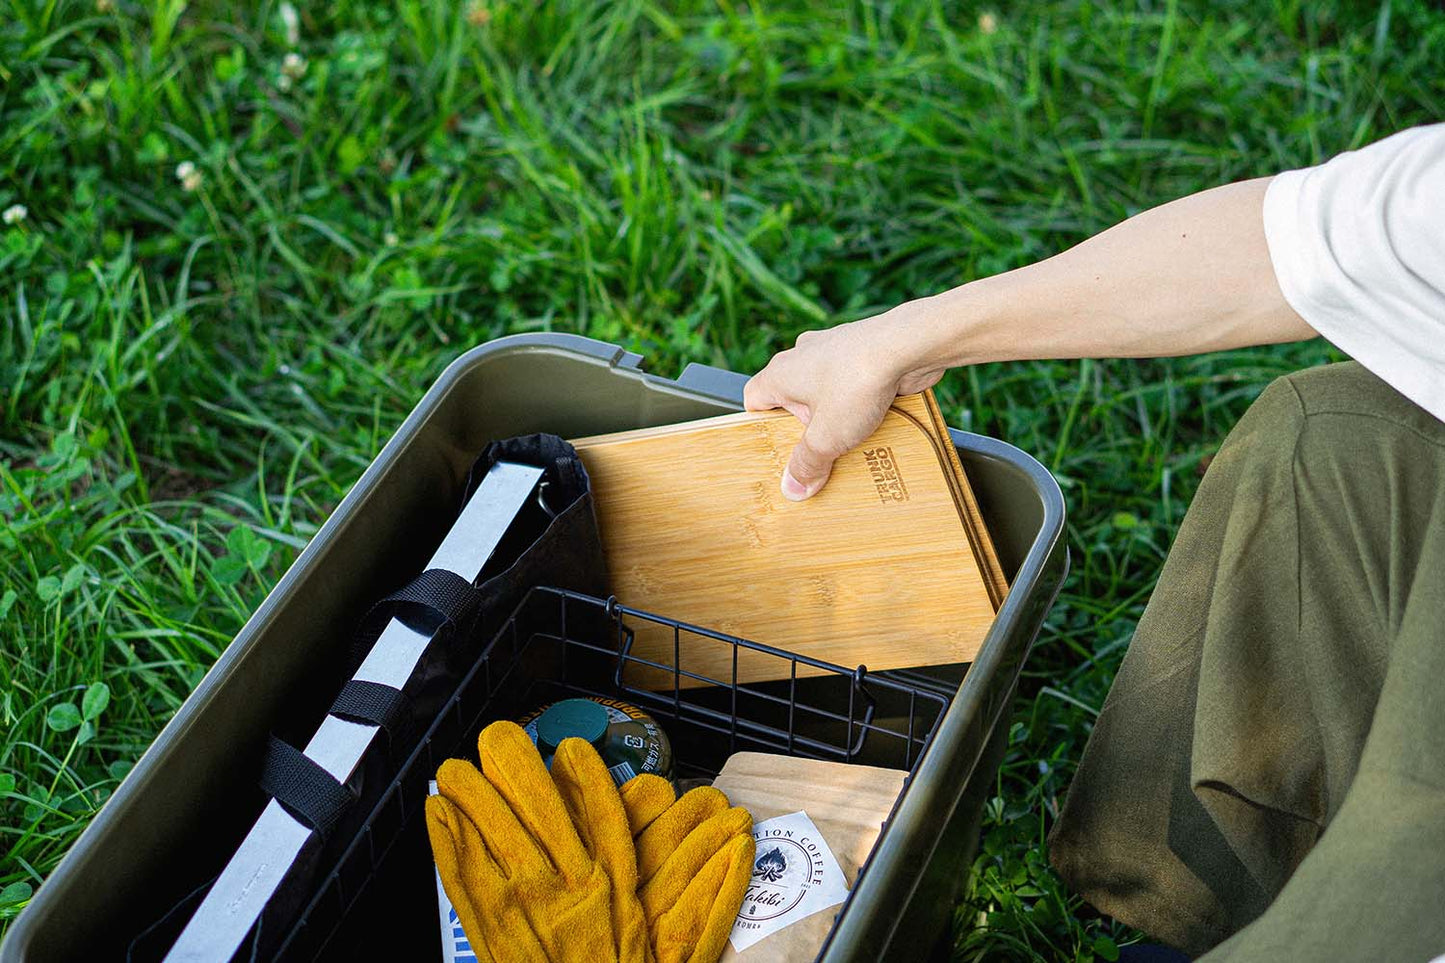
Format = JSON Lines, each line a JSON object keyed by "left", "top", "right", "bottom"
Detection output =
{"left": 778, "top": 400, "right": 812, "bottom": 426}
{"left": 427, "top": 796, "right": 550, "bottom": 963}
{"left": 742, "top": 370, "right": 781, "bottom": 412}
{"left": 425, "top": 796, "right": 499, "bottom": 962}
{"left": 550, "top": 737, "right": 648, "bottom": 963}
{"left": 641, "top": 806, "right": 753, "bottom": 920}
{"left": 635, "top": 786, "right": 730, "bottom": 885}
{"left": 782, "top": 415, "right": 848, "bottom": 501}
{"left": 652, "top": 833, "right": 756, "bottom": 963}
{"left": 691, "top": 833, "right": 755, "bottom": 963}
{"left": 426, "top": 794, "right": 506, "bottom": 892}
{"left": 475, "top": 722, "right": 591, "bottom": 880}
{"left": 551, "top": 737, "right": 636, "bottom": 876}
{"left": 619, "top": 773, "right": 676, "bottom": 837}
{"left": 435, "top": 758, "right": 550, "bottom": 880}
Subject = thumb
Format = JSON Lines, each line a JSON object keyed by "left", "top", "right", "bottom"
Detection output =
{"left": 782, "top": 416, "right": 847, "bottom": 502}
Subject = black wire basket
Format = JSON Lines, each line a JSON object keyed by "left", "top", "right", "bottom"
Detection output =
{"left": 275, "top": 586, "right": 956, "bottom": 961}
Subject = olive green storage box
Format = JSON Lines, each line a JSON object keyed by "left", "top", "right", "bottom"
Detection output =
{"left": 2, "top": 333, "right": 1067, "bottom": 961}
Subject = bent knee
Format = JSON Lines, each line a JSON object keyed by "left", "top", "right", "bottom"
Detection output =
{"left": 1284, "top": 363, "right": 1445, "bottom": 524}
{"left": 1284, "top": 361, "right": 1440, "bottom": 435}
{"left": 1236, "top": 361, "right": 1445, "bottom": 459}
{"left": 1217, "top": 361, "right": 1445, "bottom": 500}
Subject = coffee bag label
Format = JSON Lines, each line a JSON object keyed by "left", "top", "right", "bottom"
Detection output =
{"left": 728, "top": 810, "right": 850, "bottom": 952}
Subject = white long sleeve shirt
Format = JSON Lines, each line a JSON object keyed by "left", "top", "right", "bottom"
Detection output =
{"left": 1263, "top": 124, "right": 1445, "bottom": 423}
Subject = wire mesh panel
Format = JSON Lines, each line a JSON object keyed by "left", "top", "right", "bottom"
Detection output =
{"left": 276, "top": 586, "right": 954, "bottom": 960}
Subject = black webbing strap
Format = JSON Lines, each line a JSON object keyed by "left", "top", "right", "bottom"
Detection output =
{"left": 272, "top": 570, "right": 481, "bottom": 838}
{"left": 330, "top": 679, "right": 409, "bottom": 733}
{"left": 385, "top": 568, "right": 479, "bottom": 626}
{"left": 348, "top": 568, "right": 483, "bottom": 671}
{"left": 259, "top": 735, "right": 357, "bottom": 840}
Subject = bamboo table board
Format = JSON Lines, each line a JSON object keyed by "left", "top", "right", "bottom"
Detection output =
{"left": 573, "top": 391, "right": 1006, "bottom": 686}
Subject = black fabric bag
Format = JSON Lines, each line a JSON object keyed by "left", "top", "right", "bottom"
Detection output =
{"left": 129, "top": 435, "right": 607, "bottom": 962}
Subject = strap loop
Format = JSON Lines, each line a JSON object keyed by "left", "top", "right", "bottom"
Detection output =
{"left": 259, "top": 736, "right": 356, "bottom": 840}
{"left": 386, "top": 568, "right": 480, "bottom": 628}
{"left": 330, "top": 679, "right": 409, "bottom": 733}
{"left": 349, "top": 568, "right": 484, "bottom": 671}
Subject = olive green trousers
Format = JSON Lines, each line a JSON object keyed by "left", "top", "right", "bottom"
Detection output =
{"left": 1049, "top": 361, "right": 1445, "bottom": 961}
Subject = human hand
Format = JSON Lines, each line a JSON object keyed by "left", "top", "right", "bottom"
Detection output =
{"left": 743, "top": 310, "right": 947, "bottom": 500}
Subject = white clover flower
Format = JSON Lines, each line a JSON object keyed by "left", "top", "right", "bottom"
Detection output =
{"left": 175, "top": 161, "right": 203, "bottom": 192}
{"left": 384, "top": 231, "right": 399, "bottom": 247}
{"left": 2, "top": 204, "right": 27, "bottom": 225}
{"left": 978, "top": 12, "right": 998, "bottom": 34}
{"left": 96, "top": 0, "right": 114, "bottom": 12}
{"left": 280, "top": 2, "right": 300, "bottom": 46}
{"left": 281, "top": 52, "right": 307, "bottom": 79}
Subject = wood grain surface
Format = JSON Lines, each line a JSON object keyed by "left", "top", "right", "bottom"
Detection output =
{"left": 572, "top": 391, "right": 1004, "bottom": 686}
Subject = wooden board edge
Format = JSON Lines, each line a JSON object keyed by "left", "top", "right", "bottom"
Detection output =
{"left": 880, "top": 393, "right": 1007, "bottom": 613}
{"left": 923, "top": 389, "right": 1010, "bottom": 609}
{"left": 572, "top": 408, "right": 786, "bottom": 448}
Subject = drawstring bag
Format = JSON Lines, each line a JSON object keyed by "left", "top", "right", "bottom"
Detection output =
{"left": 129, "top": 434, "right": 607, "bottom": 961}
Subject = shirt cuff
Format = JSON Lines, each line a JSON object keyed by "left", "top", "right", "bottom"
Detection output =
{"left": 1261, "top": 167, "right": 1320, "bottom": 330}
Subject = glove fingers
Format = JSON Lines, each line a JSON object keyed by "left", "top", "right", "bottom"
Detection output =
{"left": 425, "top": 797, "right": 491, "bottom": 958}
{"left": 652, "top": 833, "right": 755, "bottom": 963}
{"left": 426, "top": 794, "right": 503, "bottom": 892}
{"left": 477, "top": 721, "right": 591, "bottom": 880}
{"left": 552, "top": 737, "right": 638, "bottom": 874}
{"left": 641, "top": 806, "right": 753, "bottom": 920}
{"left": 428, "top": 795, "right": 552, "bottom": 963}
{"left": 688, "top": 833, "right": 754, "bottom": 963}
{"left": 435, "top": 758, "right": 549, "bottom": 880}
{"left": 552, "top": 738, "right": 649, "bottom": 963}
{"left": 619, "top": 773, "right": 675, "bottom": 837}
{"left": 636, "top": 786, "right": 730, "bottom": 885}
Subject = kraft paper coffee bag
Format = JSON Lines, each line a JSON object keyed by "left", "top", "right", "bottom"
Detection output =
{"left": 712, "top": 753, "right": 907, "bottom": 961}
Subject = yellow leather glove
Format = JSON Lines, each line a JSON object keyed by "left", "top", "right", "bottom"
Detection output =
{"left": 619, "top": 773, "right": 676, "bottom": 835}
{"left": 426, "top": 721, "right": 639, "bottom": 963}
{"left": 618, "top": 776, "right": 756, "bottom": 963}
{"left": 550, "top": 735, "right": 650, "bottom": 963}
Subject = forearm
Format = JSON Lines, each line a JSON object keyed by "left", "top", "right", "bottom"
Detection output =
{"left": 893, "top": 177, "right": 1318, "bottom": 370}
{"left": 746, "top": 176, "right": 1323, "bottom": 500}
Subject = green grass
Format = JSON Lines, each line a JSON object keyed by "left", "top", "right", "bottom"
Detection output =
{"left": 2, "top": 0, "right": 1441, "bottom": 957}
